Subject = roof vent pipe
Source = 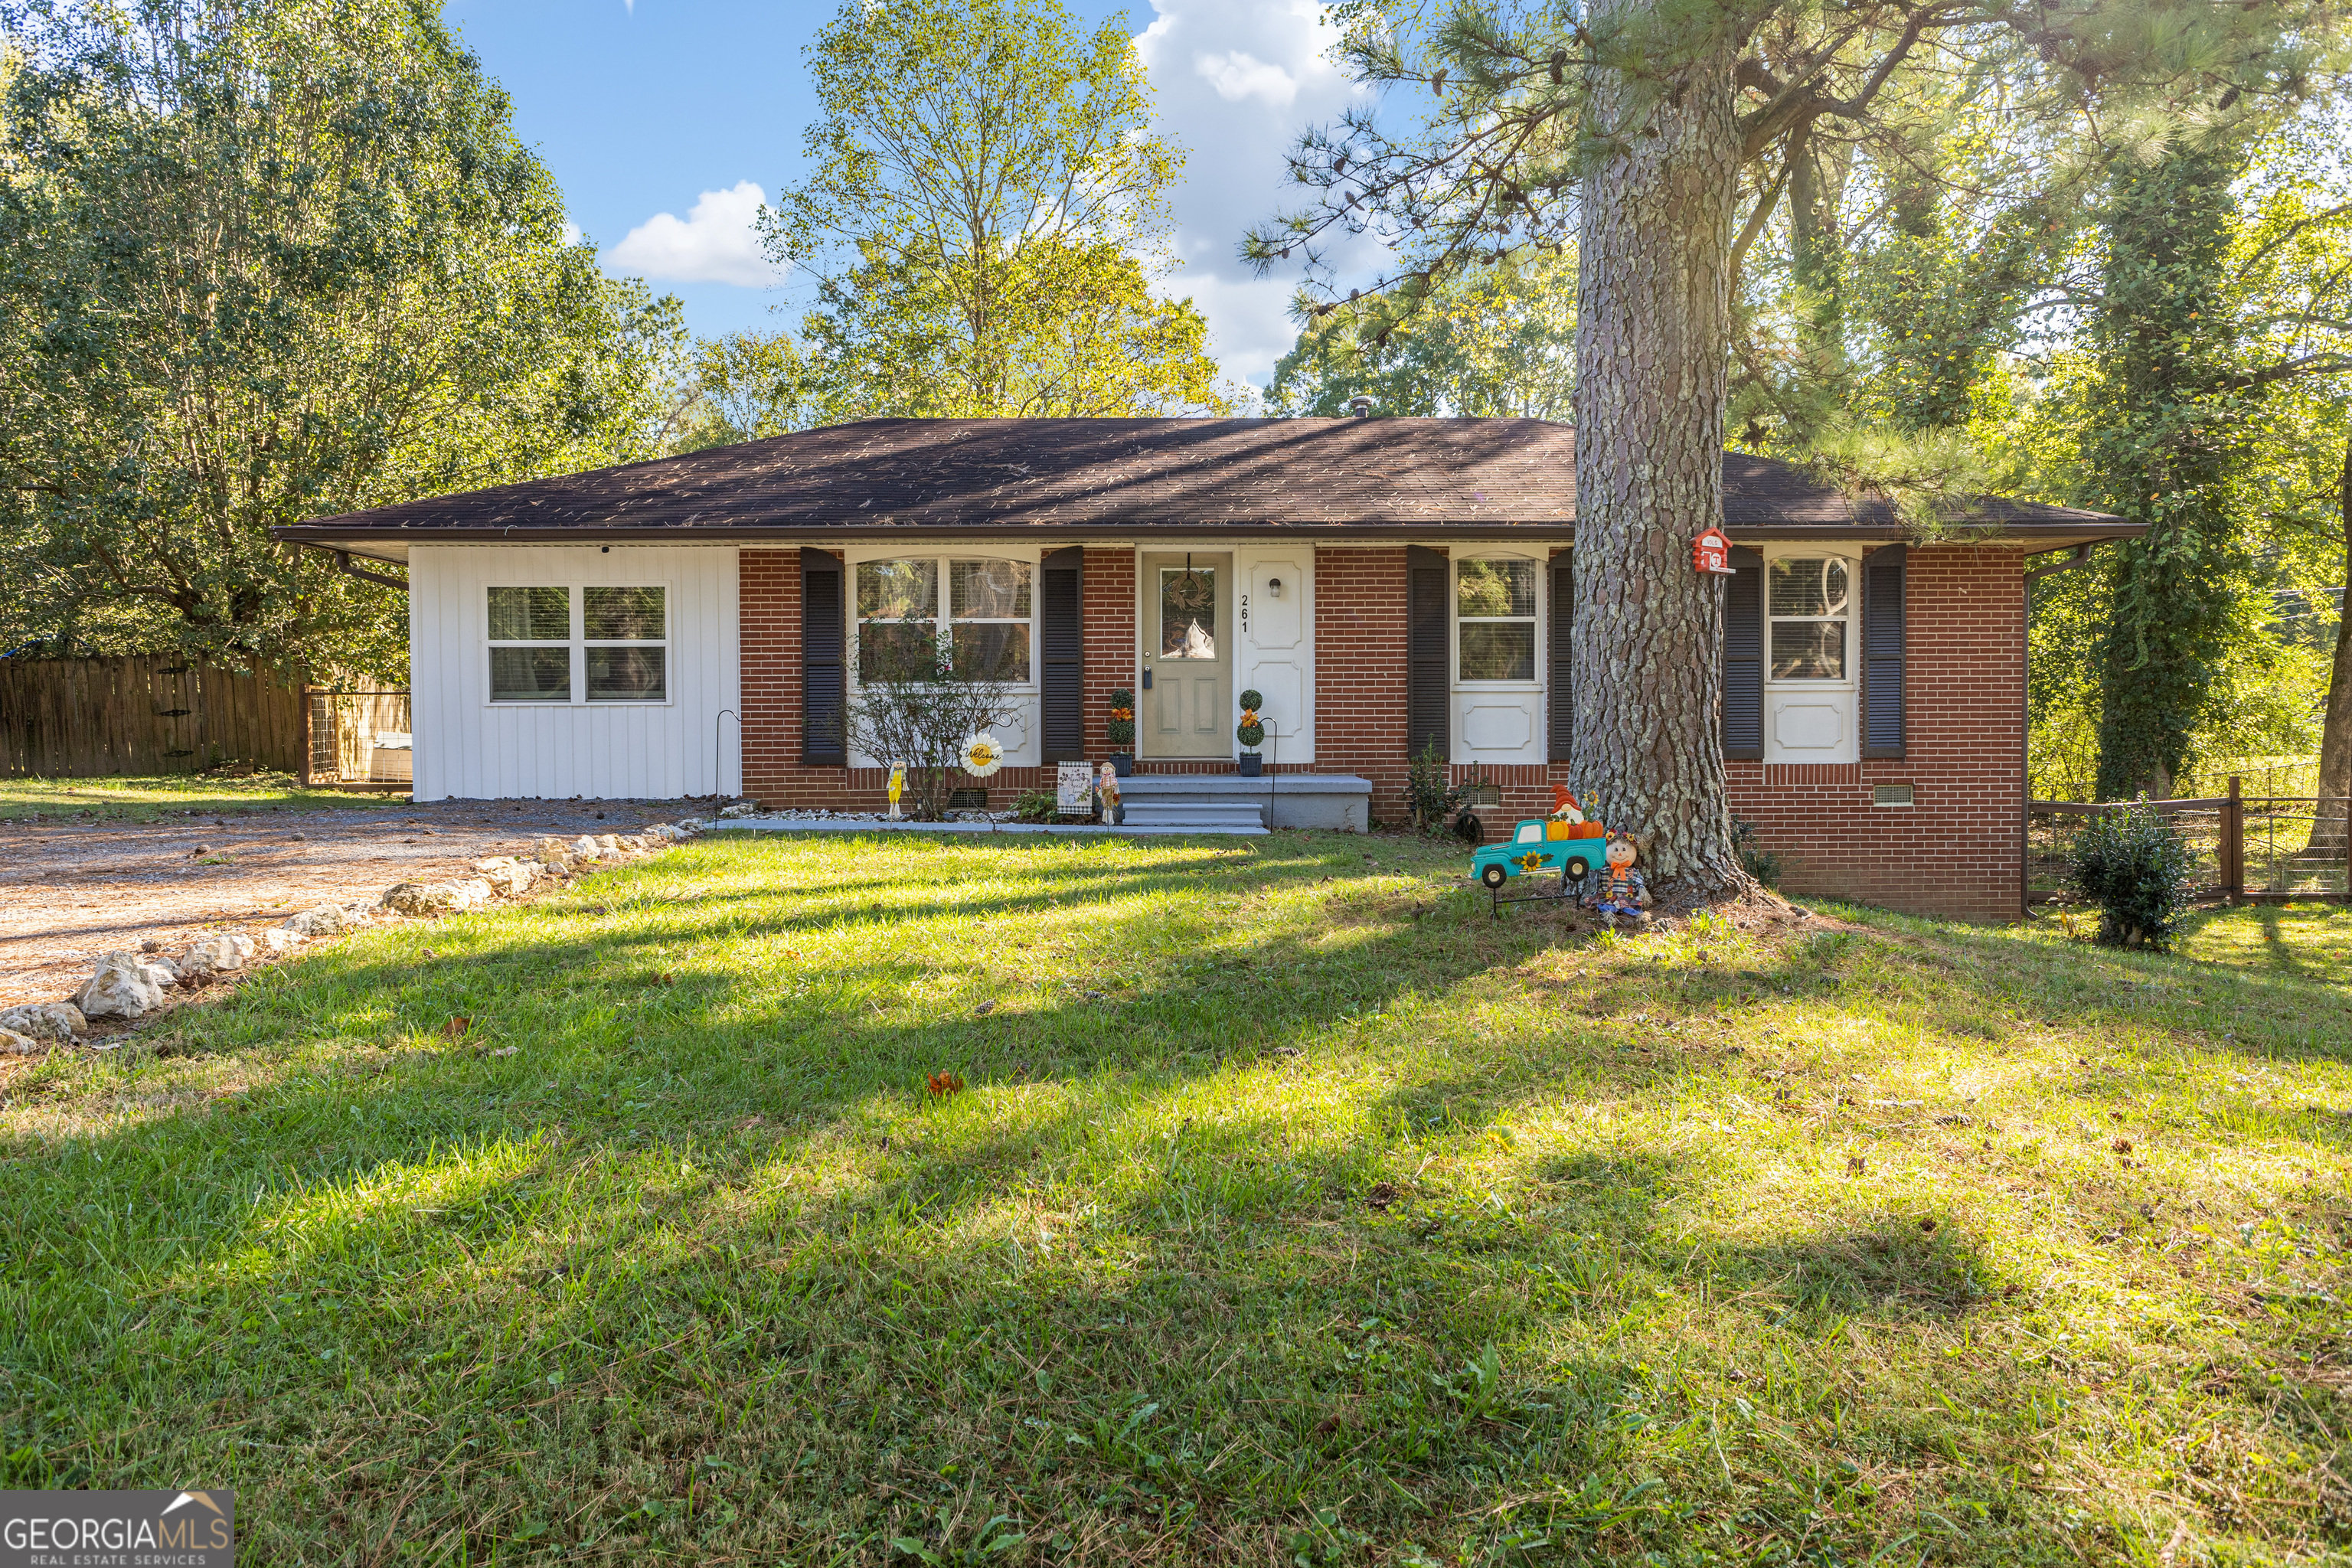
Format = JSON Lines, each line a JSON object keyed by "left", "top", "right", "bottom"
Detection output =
{"left": 1348, "top": 396, "right": 1374, "bottom": 417}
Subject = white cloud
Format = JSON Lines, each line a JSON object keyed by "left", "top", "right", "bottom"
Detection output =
{"left": 1135, "top": 0, "right": 1386, "bottom": 387}
{"left": 1193, "top": 50, "right": 1298, "bottom": 107}
{"left": 605, "top": 181, "right": 779, "bottom": 288}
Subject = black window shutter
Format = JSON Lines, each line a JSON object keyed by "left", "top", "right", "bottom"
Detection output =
{"left": 1549, "top": 550, "right": 1574, "bottom": 762}
{"left": 1860, "top": 544, "right": 1906, "bottom": 760}
{"left": 1721, "top": 546, "right": 1763, "bottom": 760}
{"left": 801, "top": 547, "right": 846, "bottom": 766}
{"left": 1406, "top": 545, "right": 1450, "bottom": 761}
{"left": 1039, "top": 546, "right": 1085, "bottom": 763}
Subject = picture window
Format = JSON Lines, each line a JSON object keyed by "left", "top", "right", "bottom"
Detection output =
{"left": 857, "top": 557, "right": 1033, "bottom": 683}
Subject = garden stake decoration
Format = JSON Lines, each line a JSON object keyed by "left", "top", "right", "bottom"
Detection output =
{"left": 959, "top": 732, "right": 1004, "bottom": 826}
{"left": 1236, "top": 688, "right": 1266, "bottom": 778}
{"left": 887, "top": 763, "right": 906, "bottom": 820}
{"left": 1095, "top": 760, "right": 1122, "bottom": 824}
{"left": 1106, "top": 689, "right": 1135, "bottom": 776}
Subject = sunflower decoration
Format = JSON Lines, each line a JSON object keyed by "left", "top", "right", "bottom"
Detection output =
{"left": 961, "top": 731, "right": 1005, "bottom": 778}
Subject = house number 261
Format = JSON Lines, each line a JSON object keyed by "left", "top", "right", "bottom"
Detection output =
{"left": 1239, "top": 592, "right": 1249, "bottom": 635}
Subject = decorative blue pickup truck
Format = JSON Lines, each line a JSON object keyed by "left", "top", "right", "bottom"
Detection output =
{"left": 1471, "top": 819, "right": 1609, "bottom": 890}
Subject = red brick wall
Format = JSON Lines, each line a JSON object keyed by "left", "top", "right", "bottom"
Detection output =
{"left": 1083, "top": 547, "right": 1135, "bottom": 763}
{"left": 740, "top": 549, "right": 831, "bottom": 805}
{"left": 1310, "top": 546, "right": 1413, "bottom": 814}
{"left": 735, "top": 539, "right": 2027, "bottom": 920}
{"left": 1722, "top": 544, "right": 2024, "bottom": 921}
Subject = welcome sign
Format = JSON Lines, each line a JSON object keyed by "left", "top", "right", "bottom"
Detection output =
{"left": 1, "top": 1490, "right": 234, "bottom": 1567}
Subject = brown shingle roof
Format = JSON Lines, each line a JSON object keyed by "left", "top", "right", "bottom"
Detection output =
{"left": 278, "top": 416, "right": 2126, "bottom": 547}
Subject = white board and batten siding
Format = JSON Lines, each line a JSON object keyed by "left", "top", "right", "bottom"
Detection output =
{"left": 408, "top": 545, "right": 740, "bottom": 802}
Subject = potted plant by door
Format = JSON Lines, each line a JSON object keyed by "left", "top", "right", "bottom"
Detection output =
{"left": 1107, "top": 688, "right": 1135, "bottom": 777}
{"left": 1236, "top": 689, "right": 1266, "bottom": 778}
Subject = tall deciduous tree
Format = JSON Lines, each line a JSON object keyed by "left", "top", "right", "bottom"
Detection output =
{"left": 1269, "top": 247, "right": 1576, "bottom": 417}
{"left": 0, "top": 0, "right": 678, "bottom": 678}
{"left": 2086, "top": 144, "right": 2253, "bottom": 800}
{"left": 1248, "top": 0, "right": 2334, "bottom": 888}
{"left": 663, "top": 330, "right": 814, "bottom": 455}
{"left": 763, "top": 0, "right": 1235, "bottom": 420}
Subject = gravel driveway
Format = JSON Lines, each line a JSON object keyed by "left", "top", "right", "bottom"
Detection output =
{"left": 0, "top": 799, "right": 691, "bottom": 1010}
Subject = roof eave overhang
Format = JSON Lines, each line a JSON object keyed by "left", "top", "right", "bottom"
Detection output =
{"left": 273, "top": 518, "right": 2143, "bottom": 551}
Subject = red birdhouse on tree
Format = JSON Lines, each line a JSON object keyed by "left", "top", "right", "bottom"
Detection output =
{"left": 1691, "top": 525, "right": 1735, "bottom": 576}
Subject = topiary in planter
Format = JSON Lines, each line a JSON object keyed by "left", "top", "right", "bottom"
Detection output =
{"left": 1236, "top": 688, "right": 1265, "bottom": 750}
{"left": 2066, "top": 795, "right": 2194, "bottom": 949}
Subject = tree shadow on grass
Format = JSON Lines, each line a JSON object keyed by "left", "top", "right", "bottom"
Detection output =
{"left": 5, "top": 854, "right": 2341, "bottom": 1560}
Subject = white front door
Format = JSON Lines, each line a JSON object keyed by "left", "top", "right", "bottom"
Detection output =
{"left": 1138, "top": 553, "right": 1230, "bottom": 759}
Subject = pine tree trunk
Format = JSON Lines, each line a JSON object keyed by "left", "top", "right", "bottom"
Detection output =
{"left": 1570, "top": 14, "right": 1747, "bottom": 889}
{"left": 2311, "top": 431, "right": 2352, "bottom": 852}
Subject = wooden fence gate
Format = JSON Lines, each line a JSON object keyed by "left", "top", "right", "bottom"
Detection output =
{"left": 0, "top": 657, "right": 305, "bottom": 777}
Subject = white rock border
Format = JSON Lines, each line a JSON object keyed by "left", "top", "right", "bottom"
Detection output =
{"left": 23, "top": 818, "right": 707, "bottom": 1045}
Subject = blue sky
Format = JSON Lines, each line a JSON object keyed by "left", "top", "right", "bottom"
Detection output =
{"left": 441, "top": 0, "right": 1372, "bottom": 391}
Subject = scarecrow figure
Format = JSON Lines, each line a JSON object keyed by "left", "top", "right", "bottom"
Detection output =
{"left": 1588, "top": 832, "right": 1651, "bottom": 929}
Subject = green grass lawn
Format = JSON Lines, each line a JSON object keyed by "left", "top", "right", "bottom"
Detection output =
{"left": 4, "top": 833, "right": 2347, "bottom": 1565}
{"left": 0, "top": 772, "right": 398, "bottom": 820}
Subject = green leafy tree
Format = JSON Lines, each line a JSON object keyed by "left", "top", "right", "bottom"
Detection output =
{"left": 0, "top": 0, "right": 679, "bottom": 677}
{"left": 1268, "top": 247, "right": 1576, "bottom": 417}
{"left": 763, "top": 0, "right": 1235, "bottom": 420}
{"left": 1249, "top": 0, "right": 2337, "bottom": 886}
{"left": 2084, "top": 143, "right": 2253, "bottom": 800}
{"left": 663, "top": 329, "right": 813, "bottom": 454}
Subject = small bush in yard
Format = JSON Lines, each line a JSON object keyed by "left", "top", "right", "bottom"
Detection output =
{"left": 2066, "top": 795, "right": 2194, "bottom": 949}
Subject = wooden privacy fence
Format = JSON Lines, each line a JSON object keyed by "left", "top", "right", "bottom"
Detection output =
{"left": 2027, "top": 777, "right": 2352, "bottom": 906}
{"left": 0, "top": 656, "right": 305, "bottom": 778}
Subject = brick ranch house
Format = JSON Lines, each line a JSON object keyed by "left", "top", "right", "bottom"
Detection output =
{"left": 280, "top": 416, "right": 2137, "bottom": 920}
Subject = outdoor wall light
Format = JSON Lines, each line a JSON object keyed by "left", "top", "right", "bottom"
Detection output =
{"left": 1267, "top": 577, "right": 1284, "bottom": 598}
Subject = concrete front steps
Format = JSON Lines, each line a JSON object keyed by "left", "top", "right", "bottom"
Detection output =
{"left": 1116, "top": 773, "right": 1373, "bottom": 834}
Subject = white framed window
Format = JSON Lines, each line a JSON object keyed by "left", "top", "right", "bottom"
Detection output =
{"left": 1455, "top": 557, "right": 1539, "bottom": 683}
{"left": 853, "top": 554, "right": 1034, "bottom": 684}
{"left": 1762, "top": 548, "right": 1857, "bottom": 762}
{"left": 486, "top": 585, "right": 668, "bottom": 704}
{"left": 1767, "top": 556, "right": 1852, "bottom": 680}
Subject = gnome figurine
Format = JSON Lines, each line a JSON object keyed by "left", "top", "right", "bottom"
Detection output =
{"left": 1095, "top": 760, "right": 1122, "bottom": 825}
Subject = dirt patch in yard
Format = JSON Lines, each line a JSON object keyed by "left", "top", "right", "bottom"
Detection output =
{"left": 0, "top": 799, "right": 694, "bottom": 1011}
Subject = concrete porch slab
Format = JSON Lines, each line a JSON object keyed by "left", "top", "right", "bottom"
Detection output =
{"left": 1117, "top": 773, "right": 1372, "bottom": 831}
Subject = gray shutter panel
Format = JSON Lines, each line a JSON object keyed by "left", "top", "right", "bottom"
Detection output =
{"left": 1721, "top": 546, "right": 1763, "bottom": 761}
{"left": 1039, "top": 546, "right": 1085, "bottom": 763}
{"left": 801, "top": 547, "right": 847, "bottom": 766}
{"left": 1406, "top": 545, "right": 1449, "bottom": 762}
{"left": 1860, "top": 544, "right": 1906, "bottom": 760}
{"left": 1549, "top": 550, "right": 1574, "bottom": 762}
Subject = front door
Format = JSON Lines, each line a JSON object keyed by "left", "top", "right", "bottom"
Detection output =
{"left": 1138, "top": 552, "right": 1230, "bottom": 759}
